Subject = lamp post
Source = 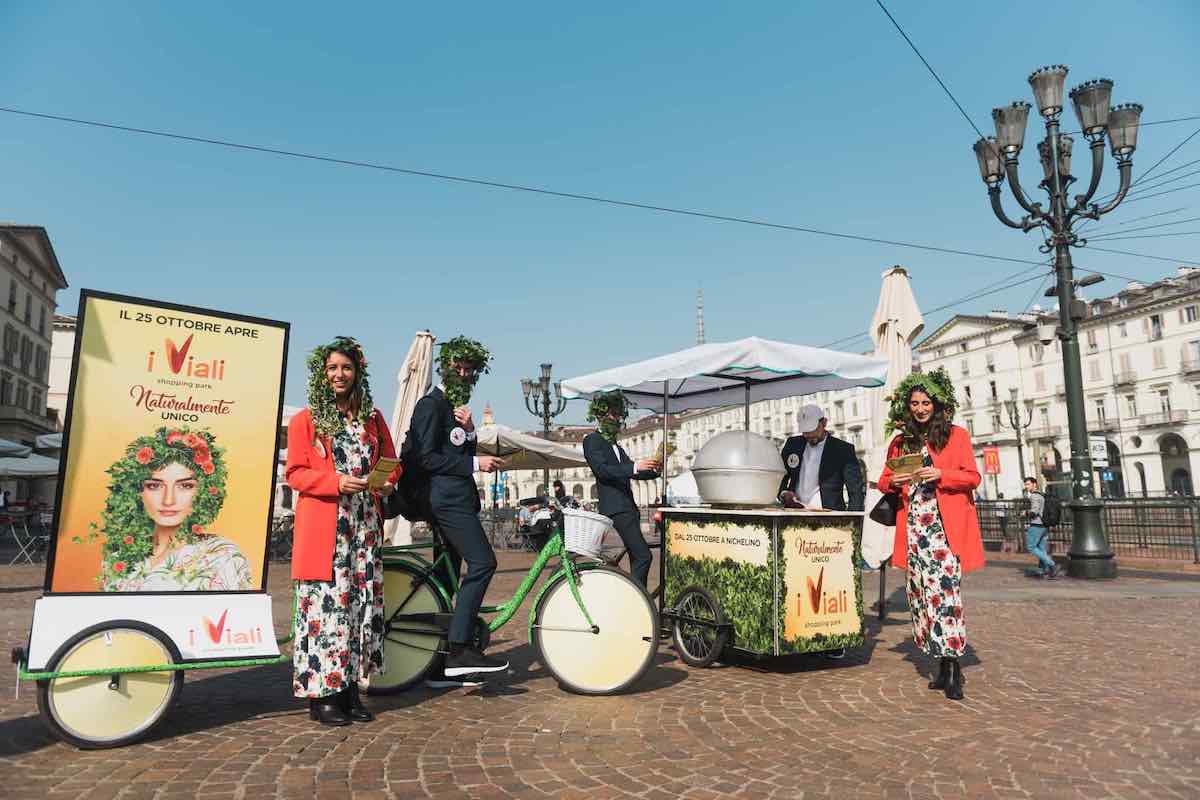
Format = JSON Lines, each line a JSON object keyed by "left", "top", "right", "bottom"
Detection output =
{"left": 521, "top": 363, "right": 568, "bottom": 498}
{"left": 974, "top": 65, "right": 1142, "bottom": 579}
{"left": 1001, "top": 387, "right": 1034, "bottom": 483}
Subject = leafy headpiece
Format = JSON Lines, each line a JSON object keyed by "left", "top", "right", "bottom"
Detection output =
{"left": 587, "top": 391, "right": 630, "bottom": 442}
{"left": 884, "top": 367, "right": 958, "bottom": 449}
{"left": 83, "top": 426, "right": 229, "bottom": 589}
{"left": 437, "top": 335, "right": 491, "bottom": 407}
{"left": 306, "top": 336, "right": 373, "bottom": 438}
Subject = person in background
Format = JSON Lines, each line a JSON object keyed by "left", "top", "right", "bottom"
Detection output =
{"left": 877, "top": 368, "right": 984, "bottom": 702}
{"left": 583, "top": 391, "right": 660, "bottom": 588}
{"left": 287, "top": 337, "right": 398, "bottom": 726}
{"left": 553, "top": 479, "right": 578, "bottom": 509}
{"left": 1023, "top": 477, "right": 1057, "bottom": 578}
{"left": 778, "top": 404, "right": 865, "bottom": 511}
{"left": 995, "top": 494, "right": 1011, "bottom": 552}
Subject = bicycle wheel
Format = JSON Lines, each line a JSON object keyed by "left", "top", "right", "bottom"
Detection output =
{"left": 370, "top": 560, "right": 446, "bottom": 694}
{"left": 671, "top": 586, "right": 729, "bottom": 668}
{"left": 36, "top": 621, "right": 182, "bottom": 749}
{"left": 533, "top": 566, "right": 657, "bottom": 695}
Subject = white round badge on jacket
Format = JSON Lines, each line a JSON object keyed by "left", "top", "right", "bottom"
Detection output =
{"left": 450, "top": 427, "right": 467, "bottom": 446}
{"left": 786, "top": 453, "right": 800, "bottom": 469}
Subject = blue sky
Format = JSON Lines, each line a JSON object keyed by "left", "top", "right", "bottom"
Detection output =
{"left": 3, "top": 1, "right": 1198, "bottom": 426}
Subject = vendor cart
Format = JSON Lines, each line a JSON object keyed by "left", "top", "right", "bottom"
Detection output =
{"left": 561, "top": 335, "right": 887, "bottom": 667}
{"left": 661, "top": 508, "right": 864, "bottom": 666}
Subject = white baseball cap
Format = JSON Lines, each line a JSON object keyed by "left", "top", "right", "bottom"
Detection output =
{"left": 797, "top": 404, "right": 826, "bottom": 433}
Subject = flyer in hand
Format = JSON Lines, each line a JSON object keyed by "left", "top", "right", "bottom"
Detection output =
{"left": 886, "top": 453, "right": 924, "bottom": 478}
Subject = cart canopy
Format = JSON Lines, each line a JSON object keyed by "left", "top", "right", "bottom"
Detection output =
{"left": 475, "top": 424, "right": 588, "bottom": 470}
{"left": 560, "top": 336, "right": 889, "bottom": 412}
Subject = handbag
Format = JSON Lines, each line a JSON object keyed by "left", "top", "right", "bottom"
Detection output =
{"left": 869, "top": 492, "right": 900, "bottom": 526}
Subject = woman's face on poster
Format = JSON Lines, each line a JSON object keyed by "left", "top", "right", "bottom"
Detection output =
{"left": 141, "top": 461, "right": 198, "bottom": 529}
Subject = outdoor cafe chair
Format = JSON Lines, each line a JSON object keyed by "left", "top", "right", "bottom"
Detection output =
{"left": 7, "top": 512, "right": 47, "bottom": 565}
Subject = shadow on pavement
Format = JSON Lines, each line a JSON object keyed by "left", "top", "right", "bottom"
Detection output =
{"left": 464, "top": 642, "right": 687, "bottom": 698}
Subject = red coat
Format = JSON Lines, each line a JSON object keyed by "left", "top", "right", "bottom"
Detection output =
{"left": 286, "top": 407, "right": 401, "bottom": 581}
{"left": 876, "top": 425, "right": 985, "bottom": 574}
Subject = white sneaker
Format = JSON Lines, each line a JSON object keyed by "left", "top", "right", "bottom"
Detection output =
{"left": 425, "top": 674, "right": 484, "bottom": 689}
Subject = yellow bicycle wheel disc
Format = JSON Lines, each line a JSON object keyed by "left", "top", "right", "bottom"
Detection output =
{"left": 535, "top": 567, "right": 657, "bottom": 695}
{"left": 371, "top": 562, "right": 444, "bottom": 693}
{"left": 41, "top": 626, "right": 179, "bottom": 748}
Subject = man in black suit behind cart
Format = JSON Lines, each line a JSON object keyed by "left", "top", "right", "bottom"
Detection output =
{"left": 777, "top": 404, "right": 865, "bottom": 512}
{"left": 582, "top": 391, "right": 661, "bottom": 588}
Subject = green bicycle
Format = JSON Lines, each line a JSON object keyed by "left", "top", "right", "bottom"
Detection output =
{"left": 371, "top": 527, "right": 658, "bottom": 695}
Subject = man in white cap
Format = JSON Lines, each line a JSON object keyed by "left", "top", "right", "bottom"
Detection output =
{"left": 777, "top": 404, "right": 865, "bottom": 512}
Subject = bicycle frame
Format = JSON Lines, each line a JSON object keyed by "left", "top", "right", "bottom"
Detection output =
{"left": 381, "top": 530, "right": 598, "bottom": 644}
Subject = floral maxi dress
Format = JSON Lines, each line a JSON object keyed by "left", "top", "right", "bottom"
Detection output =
{"left": 905, "top": 448, "right": 967, "bottom": 658}
{"left": 293, "top": 419, "right": 385, "bottom": 698}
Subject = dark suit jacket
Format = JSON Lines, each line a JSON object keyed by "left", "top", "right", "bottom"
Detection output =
{"left": 777, "top": 434, "right": 865, "bottom": 512}
{"left": 582, "top": 432, "right": 657, "bottom": 517}
{"left": 406, "top": 387, "right": 480, "bottom": 512}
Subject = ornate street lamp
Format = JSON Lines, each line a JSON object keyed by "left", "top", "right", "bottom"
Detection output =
{"left": 521, "top": 362, "right": 568, "bottom": 497}
{"left": 973, "top": 65, "right": 1142, "bottom": 578}
{"left": 1000, "top": 387, "right": 1034, "bottom": 483}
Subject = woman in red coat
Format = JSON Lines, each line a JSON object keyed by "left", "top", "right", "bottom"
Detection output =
{"left": 287, "top": 337, "right": 400, "bottom": 726}
{"left": 877, "top": 368, "right": 983, "bottom": 701}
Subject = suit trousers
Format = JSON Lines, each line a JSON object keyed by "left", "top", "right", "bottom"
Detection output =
{"left": 610, "top": 509, "right": 651, "bottom": 588}
{"left": 431, "top": 505, "right": 497, "bottom": 645}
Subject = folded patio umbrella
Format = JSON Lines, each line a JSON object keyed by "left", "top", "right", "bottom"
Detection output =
{"left": 384, "top": 331, "right": 435, "bottom": 545}
{"left": 474, "top": 424, "right": 589, "bottom": 470}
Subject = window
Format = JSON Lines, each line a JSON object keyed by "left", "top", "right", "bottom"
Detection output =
{"left": 965, "top": 417, "right": 975, "bottom": 435}
{"left": 959, "top": 342, "right": 969, "bottom": 353}
{"left": 989, "top": 380, "right": 998, "bottom": 399}
{"left": 1159, "top": 388, "right": 1172, "bottom": 415}
{"left": 7, "top": 281, "right": 14, "bottom": 311}
{"left": 38, "top": 305, "right": 45, "bottom": 336}
{"left": 15, "top": 381, "right": 27, "bottom": 410}
{"left": 1124, "top": 394, "right": 1137, "bottom": 417}
{"left": 991, "top": 413, "right": 1002, "bottom": 431}
{"left": 0, "top": 372, "right": 10, "bottom": 405}
{"left": 1148, "top": 314, "right": 1164, "bottom": 341}
{"left": 1038, "top": 406, "right": 1050, "bottom": 429}
{"left": 1086, "top": 329, "right": 1098, "bottom": 351}
{"left": 1118, "top": 322, "right": 1128, "bottom": 338}
{"left": 23, "top": 292, "right": 30, "bottom": 325}
{"left": 1194, "top": 385, "right": 1200, "bottom": 411}
{"left": 1088, "top": 360, "right": 1101, "bottom": 382}
{"left": 1030, "top": 344, "right": 1045, "bottom": 363}
{"left": 1153, "top": 346, "right": 1166, "bottom": 369}
{"left": 964, "top": 385, "right": 973, "bottom": 402}
{"left": 1119, "top": 352, "right": 1133, "bottom": 372}
{"left": 19, "top": 336, "right": 32, "bottom": 374}
{"left": 30, "top": 388, "right": 41, "bottom": 415}
{"left": 986, "top": 353, "right": 995, "bottom": 372}
{"left": 1186, "top": 305, "right": 1198, "bottom": 323}
{"left": 1094, "top": 399, "right": 1107, "bottom": 425}
{"left": 1035, "top": 370, "right": 1046, "bottom": 391}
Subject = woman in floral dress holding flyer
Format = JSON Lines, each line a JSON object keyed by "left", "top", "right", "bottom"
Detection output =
{"left": 877, "top": 368, "right": 984, "bottom": 701}
{"left": 286, "top": 337, "right": 400, "bottom": 726}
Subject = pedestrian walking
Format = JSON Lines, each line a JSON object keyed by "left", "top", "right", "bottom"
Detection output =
{"left": 878, "top": 368, "right": 985, "bottom": 702}
{"left": 1023, "top": 477, "right": 1058, "bottom": 578}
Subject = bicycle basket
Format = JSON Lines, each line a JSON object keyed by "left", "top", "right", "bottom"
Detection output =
{"left": 561, "top": 508, "right": 613, "bottom": 558}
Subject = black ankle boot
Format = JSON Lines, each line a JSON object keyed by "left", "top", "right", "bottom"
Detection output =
{"left": 928, "top": 657, "right": 951, "bottom": 690}
{"left": 944, "top": 659, "right": 964, "bottom": 701}
{"left": 309, "top": 697, "right": 352, "bottom": 726}
{"left": 338, "top": 684, "right": 374, "bottom": 722}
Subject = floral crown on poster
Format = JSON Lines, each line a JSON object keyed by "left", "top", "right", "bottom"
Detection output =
{"left": 306, "top": 336, "right": 374, "bottom": 438}
{"left": 74, "top": 426, "right": 229, "bottom": 588}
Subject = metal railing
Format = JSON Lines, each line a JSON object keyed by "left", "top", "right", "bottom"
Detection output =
{"left": 1138, "top": 410, "right": 1188, "bottom": 427}
{"left": 976, "top": 498, "right": 1200, "bottom": 562}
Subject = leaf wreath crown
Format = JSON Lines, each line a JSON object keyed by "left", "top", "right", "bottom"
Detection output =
{"left": 883, "top": 367, "right": 958, "bottom": 437}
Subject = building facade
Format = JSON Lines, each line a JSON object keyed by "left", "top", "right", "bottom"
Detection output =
{"left": 0, "top": 226, "right": 68, "bottom": 445}
{"left": 47, "top": 313, "right": 77, "bottom": 430}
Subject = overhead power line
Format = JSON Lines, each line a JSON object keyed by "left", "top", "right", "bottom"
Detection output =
{"left": 1087, "top": 246, "right": 1200, "bottom": 267}
{"left": 1122, "top": 180, "right": 1200, "bottom": 204}
{"left": 1086, "top": 214, "right": 1200, "bottom": 239}
{"left": 872, "top": 0, "right": 985, "bottom": 139}
{"left": 1130, "top": 124, "right": 1200, "bottom": 189}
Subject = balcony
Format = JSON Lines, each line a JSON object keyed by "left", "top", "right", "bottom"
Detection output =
{"left": 1138, "top": 410, "right": 1188, "bottom": 428}
{"left": 1026, "top": 425, "right": 1062, "bottom": 440}
{"left": 1182, "top": 358, "right": 1200, "bottom": 376}
{"left": 1088, "top": 417, "right": 1119, "bottom": 433}
{"left": 1114, "top": 370, "right": 1137, "bottom": 386}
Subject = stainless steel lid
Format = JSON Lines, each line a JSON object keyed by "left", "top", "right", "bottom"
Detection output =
{"left": 692, "top": 430, "right": 783, "bottom": 473}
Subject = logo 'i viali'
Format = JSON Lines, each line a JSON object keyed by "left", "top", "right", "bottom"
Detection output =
{"left": 146, "top": 334, "right": 225, "bottom": 380}
{"left": 800, "top": 566, "right": 848, "bottom": 616}
{"left": 187, "top": 609, "right": 264, "bottom": 647}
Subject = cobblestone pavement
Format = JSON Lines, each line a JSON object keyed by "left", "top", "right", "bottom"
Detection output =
{"left": 1, "top": 553, "right": 1198, "bottom": 800}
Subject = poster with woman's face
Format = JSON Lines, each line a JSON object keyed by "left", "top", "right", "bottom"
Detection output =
{"left": 46, "top": 291, "right": 288, "bottom": 593}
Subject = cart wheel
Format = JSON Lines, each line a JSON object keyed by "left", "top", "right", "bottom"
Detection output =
{"left": 36, "top": 620, "right": 182, "bottom": 749}
{"left": 671, "top": 586, "right": 729, "bottom": 668}
{"left": 370, "top": 561, "right": 447, "bottom": 694}
{"left": 533, "top": 566, "right": 657, "bottom": 695}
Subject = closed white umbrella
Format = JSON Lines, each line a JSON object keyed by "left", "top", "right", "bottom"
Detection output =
{"left": 861, "top": 266, "right": 924, "bottom": 569}
{"left": 0, "top": 453, "right": 59, "bottom": 477}
{"left": 35, "top": 433, "right": 62, "bottom": 451}
{"left": 0, "top": 438, "right": 32, "bottom": 457}
{"left": 384, "top": 331, "right": 435, "bottom": 545}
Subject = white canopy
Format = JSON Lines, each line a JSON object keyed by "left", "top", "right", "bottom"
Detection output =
{"left": 0, "top": 453, "right": 60, "bottom": 477}
{"left": 35, "top": 433, "right": 62, "bottom": 451}
{"left": 384, "top": 331, "right": 436, "bottom": 546}
{"left": 561, "top": 336, "right": 889, "bottom": 413}
{"left": 474, "top": 424, "right": 588, "bottom": 470}
{"left": 0, "top": 438, "right": 33, "bottom": 457}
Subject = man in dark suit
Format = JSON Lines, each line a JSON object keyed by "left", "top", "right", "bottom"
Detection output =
{"left": 582, "top": 392, "right": 661, "bottom": 588}
{"left": 406, "top": 337, "right": 507, "bottom": 678}
{"left": 777, "top": 404, "right": 865, "bottom": 512}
